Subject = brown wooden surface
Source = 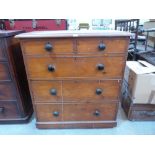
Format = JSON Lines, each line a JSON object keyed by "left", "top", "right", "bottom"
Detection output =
{"left": 0, "top": 101, "right": 20, "bottom": 119}
{"left": 63, "top": 102, "right": 117, "bottom": 121}
{"left": 31, "top": 80, "right": 120, "bottom": 102}
{"left": 0, "top": 83, "right": 16, "bottom": 100}
{"left": 0, "top": 63, "right": 11, "bottom": 81}
{"left": 22, "top": 38, "right": 73, "bottom": 55}
{"left": 77, "top": 37, "right": 128, "bottom": 53}
{"left": 36, "top": 122, "right": 117, "bottom": 129}
{"left": 35, "top": 104, "right": 62, "bottom": 122}
{"left": 31, "top": 80, "right": 62, "bottom": 102}
{"left": 22, "top": 37, "right": 128, "bottom": 55}
{"left": 15, "top": 30, "right": 131, "bottom": 38}
{"left": 18, "top": 33, "right": 129, "bottom": 128}
{"left": 0, "top": 30, "right": 33, "bottom": 123}
{"left": 25, "top": 56, "right": 125, "bottom": 79}
{"left": 35, "top": 101, "right": 117, "bottom": 122}
{"left": 62, "top": 80, "right": 120, "bottom": 102}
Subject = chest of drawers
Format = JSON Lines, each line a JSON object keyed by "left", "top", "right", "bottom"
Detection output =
{"left": 0, "top": 30, "right": 33, "bottom": 123}
{"left": 16, "top": 30, "right": 130, "bottom": 128}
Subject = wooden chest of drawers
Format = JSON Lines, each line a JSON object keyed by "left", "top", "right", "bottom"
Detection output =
{"left": 0, "top": 30, "right": 33, "bottom": 123}
{"left": 16, "top": 30, "right": 130, "bottom": 128}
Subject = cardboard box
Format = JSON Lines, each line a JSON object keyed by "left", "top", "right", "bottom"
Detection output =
{"left": 123, "top": 60, "right": 155, "bottom": 104}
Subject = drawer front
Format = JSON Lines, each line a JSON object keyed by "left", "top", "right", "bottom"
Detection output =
{"left": 26, "top": 57, "right": 77, "bottom": 79}
{"left": 0, "top": 101, "right": 20, "bottom": 119}
{"left": 22, "top": 38, "right": 73, "bottom": 55}
{"left": 31, "top": 80, "right": 120, "bottom": 102}
{"left": 25, "top": 56, "right": 125, "bottom": 79}
{"left": 0, "top": 83, "right": 17, "bottom": 100}
{"left": 0, "top": 39, "right": 6, "bottom": 60}
{"left": 77, "top": 37, "right": 128, "bottom": 53}
{"left": 35, "top": 104, "right": 62, "bottom": 122}
{"left": 0, "top": 63, "right": 11, "bottom": 81}
{"left": 35, "top": 101, "right": 117, "bottom": 122}
{"left": 63, "top": 80, "right": 120, "bottom": 102}
{"left": 63, "top": 102, "right": 117, "bottom": 121}
{"left": 75, "top": 56, "right": 125, "bottom": 78}
{"left": 31, "top": 81, "right": 62, "bottom": 102}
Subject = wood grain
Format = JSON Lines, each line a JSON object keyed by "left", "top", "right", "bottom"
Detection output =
{"left": 0, "top": 83, "right": 16, "bottom": 100}
{"left": 25, "top": 56, "right": 125, "bottom": 79}
{"left": 0, "top": 101, "right": 20, "bottom": 119}
{"left": 22, "top": 38, "right": 74, "bottom": 55}
{"left": 0, "top": 63, "right": 11, "bottom": 81}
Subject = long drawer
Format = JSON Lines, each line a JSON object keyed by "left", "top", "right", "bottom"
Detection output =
{"left": 31, "top": 80, "right": 120, "bottom": 102}
{"left": 0, "top": 63, "right": 11, "bottom": 81}
{"left": 35, "top": 101, "right": 118, "bottom": 122}
{"left": 0, "top": 101, "right": 20, "bottom": 119}
{"left": 25, "top": 56, "right": 125, "bottom": 79}
{"left": 0, "top": 82, "right": 17, "bottom": 101}
{"left": 22, "top": 37, "right": 128, "bottom": 55}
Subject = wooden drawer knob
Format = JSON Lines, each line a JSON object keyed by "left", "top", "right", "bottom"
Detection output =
{"left": 98, "top": 43, "right": 106, "bottom": 50}
{"left": 96, "top": 88, "right": 103, "bottom": 95}
{"left": 97, "top": 64, "right": 105, "bottom": 70}
{"left": 45, "top": 42, "right": 53, "bottom": 51}
{"left": 94, "top": 110, "right": 100, "bottom": 116}
{"left": 48, "top": 64, "right": 55, "bottom": 72}
{"left": 0, "top": 107, "right": 4, "bottom": 113}
{"left": 53, "top": 111, "right": 59, "bottom": 117}
{"left": 50, "top": 88, "right": 57, "bottom": 95}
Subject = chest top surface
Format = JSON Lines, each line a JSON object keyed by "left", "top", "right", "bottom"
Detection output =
{"left": 15, "top": 30, "right": 131, "bottom": 39}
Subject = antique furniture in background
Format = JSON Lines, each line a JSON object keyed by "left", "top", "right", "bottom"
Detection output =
{"left": 0, "top": 30, "right": 33, "bottom": 123}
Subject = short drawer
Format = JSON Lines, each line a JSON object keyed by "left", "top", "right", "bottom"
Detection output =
{"left": 77, "top": 37, "right": 128, "bottom": 53}
{"left": 62, "top": 80, "right": 120, "bottom": 102}
{"left": 63, "top": 102, "right": 117, "bottom": 121}
{"left": 0, "top": 63, "right": 11, "bottom": 81}
{"left": 0, "top": 82, "right": 17, "bottom": 100}
{"left": 0, "top": 101, "right": 20, "bottom": 119}
{"left": 25, "top": 56, "right": 125, "bottom": 79}
{"left": 35, "top": 104, "right": 62, "bottom": 122}
{"left": 22, "top": 38, "right": 73, "bottom": 55}
{"left": 31, "top": 81, "right": 62, "bottom": 102}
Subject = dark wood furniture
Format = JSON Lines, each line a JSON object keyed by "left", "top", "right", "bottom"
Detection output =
{"left": 121, "top": 81, "right": 155, "bottom": 121}
{"left": 0, "top": 30, "right": 33, "bottom": 123}
{"left": 16, "top": 30, "right": 130, "bottom": 129}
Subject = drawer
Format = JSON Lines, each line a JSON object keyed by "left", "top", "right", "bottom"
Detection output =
{"left": 0, "top": 39, "right": 6, "bottom": 60}
{"left": 26, "top": 57, "right": 77, "bottom": 79}
{"left": 0, "top": 101, "right": 20, "bottom": 119}
{"left": 63, "top": 80, "right": 120, "bottom": 102}
{"left": 31, "top": 81, "right": 62, "bottom": 102}
{"left": 0, "top": 63, "right": 11, "bottom": 81}
{"left": 22, "top": 38, "right": 73, "bottom": 55}
{"left": 31, "top": 80, "right": 120, "bottom": 102}
{"left": 25, "top": 56, "right": 125, "bottom": 79}
{"left": 35, "top": 104, "right": 62, "bottom": 122}
{"left": 63, "top": 102, "right": 117, "bottom": 121}
{"left": 0, "top": 82, "right": 17, "bottom": 100}
{"left": 77, "top": 37, "right": 128, "bottom": 53}
{"left": 35, "top": 101, "right": 117, "bottom": 122}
